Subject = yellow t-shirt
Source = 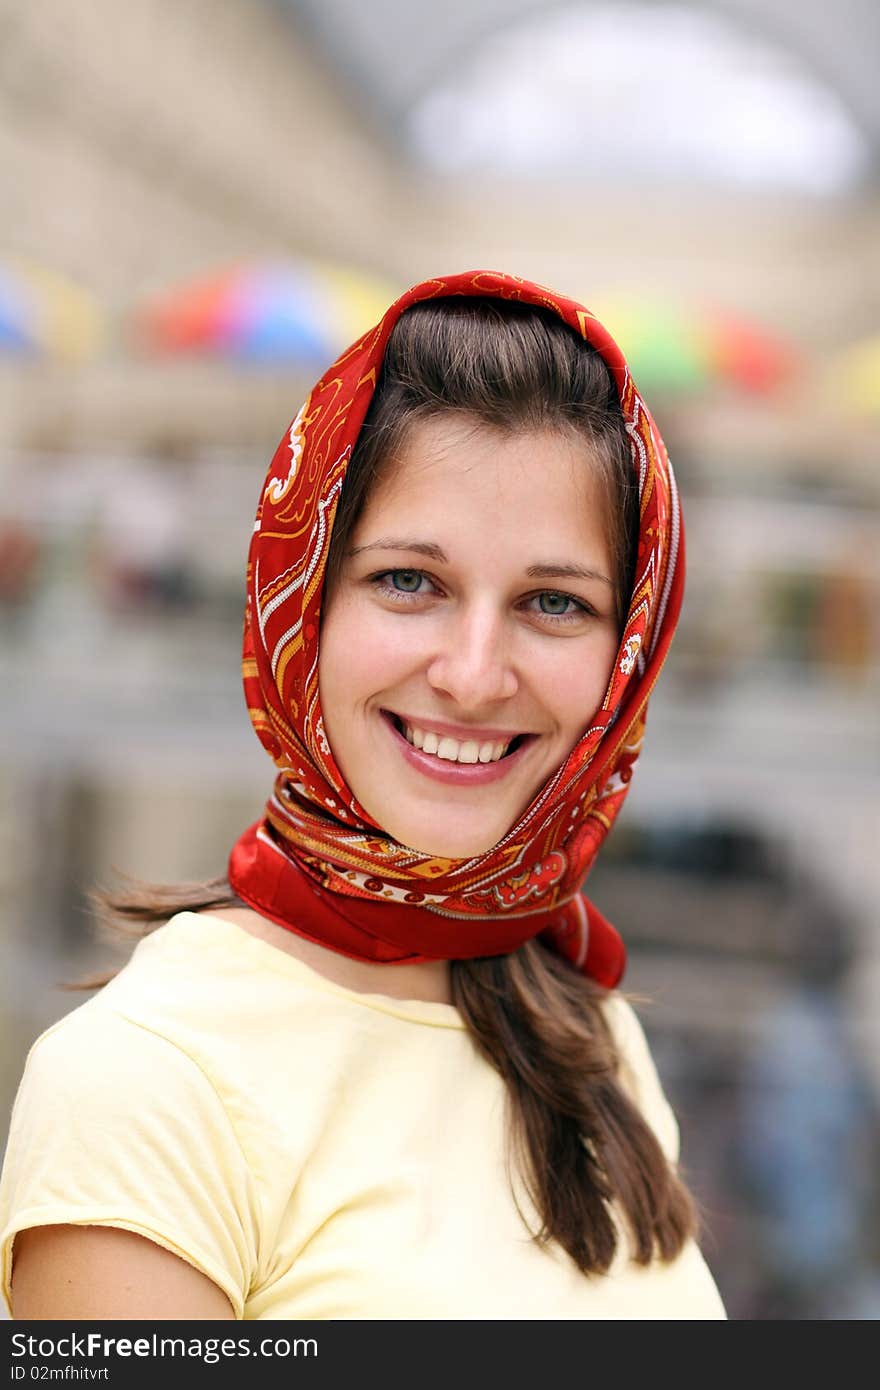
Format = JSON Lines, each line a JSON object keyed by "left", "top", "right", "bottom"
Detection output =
{"left": 0, "top": 911, "right": 725, "bottom": 1319}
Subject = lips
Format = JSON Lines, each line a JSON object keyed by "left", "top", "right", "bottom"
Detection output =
{"left": 381, "top": 710, "right": 535, "bottom": 785}
{"left": 410, "top": 726, "right": 515, "bottom": 768}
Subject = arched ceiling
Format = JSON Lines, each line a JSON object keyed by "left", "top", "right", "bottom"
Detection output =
{"left": 276, "top": 0, "right": 880, "bottom": 183}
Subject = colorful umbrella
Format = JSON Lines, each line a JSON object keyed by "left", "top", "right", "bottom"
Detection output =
{"left": 588, "top": 295, "right": 801, "bottom": 397}
{"left": 134, "top": 260, "right": 401, "bottom": 365}
{"left": 0, "top": 259, "right": 104, "bottom": 361}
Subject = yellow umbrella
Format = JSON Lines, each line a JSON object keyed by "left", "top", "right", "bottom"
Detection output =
{"left": 829, "top": 334, "right": 880, "bottom": 416}
{"left": 310, "top": 260, "right": 401, "bottom": 345}
{"left": 0, "top": 257, "right": 105, "bottom": 362}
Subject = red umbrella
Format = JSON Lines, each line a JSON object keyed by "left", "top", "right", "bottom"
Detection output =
{"left": 699, "top": 307, "right": 802, "bottom": 394}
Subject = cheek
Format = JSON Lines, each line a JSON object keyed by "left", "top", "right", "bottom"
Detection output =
{"left": 319, "top": 598, "right": 419, "bottom": 711}
{"left": 546, "top": 632, "right": 620, "bottom": 729}
{"left": 317, "top": 602, "right": 352, "bottom": 715}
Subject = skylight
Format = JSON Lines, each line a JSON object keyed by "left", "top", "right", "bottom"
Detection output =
{"left": 408, "top": 2, "right": 869, "bottom": 195}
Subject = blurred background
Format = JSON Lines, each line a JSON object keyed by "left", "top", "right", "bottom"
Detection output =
{"left": 1, "top": 0, "right": 878, "bottom": 1319}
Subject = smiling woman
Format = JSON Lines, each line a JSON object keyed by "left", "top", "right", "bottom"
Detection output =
{"left": 319, "top": 415, "right": 622, "bottom": 858}
{"left": 0, "top": 273, "right": 726, "bottom": 1320}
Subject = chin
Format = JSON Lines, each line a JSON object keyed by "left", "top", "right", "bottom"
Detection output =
{"left": 385, "top": 814, "right": 510, "bottom": 861}
{"left": 373, "top": 783, "right": 541, "bottom": 860}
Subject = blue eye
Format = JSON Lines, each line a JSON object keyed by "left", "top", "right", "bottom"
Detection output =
{"left": 389, "top": 569, "right": 423, "bottom": 593}
{"left": 537, "top": 591, "right": 574, "bottom": 616}
{"left": 370, "top": 569, "right": 435, "bottom": 603}
{"left": 524, "top": 591, "right": 595, "bottom": 625}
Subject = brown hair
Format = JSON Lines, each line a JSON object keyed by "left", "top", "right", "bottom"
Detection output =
{"left": 84, "top": 297, "right": 697, "bottom": 1275}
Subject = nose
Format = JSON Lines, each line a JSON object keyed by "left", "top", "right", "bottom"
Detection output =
{"left": 426, "top": 601, "right": 519, "bottom": 708}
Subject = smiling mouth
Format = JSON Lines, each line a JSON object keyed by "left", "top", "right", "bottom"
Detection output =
{"left": 385, "top": 712, "right": 528, "bottom": 765}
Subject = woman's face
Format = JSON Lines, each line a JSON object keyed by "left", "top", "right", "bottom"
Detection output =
{"left": 318, "top": 415, "right": 623, "bottom": 858}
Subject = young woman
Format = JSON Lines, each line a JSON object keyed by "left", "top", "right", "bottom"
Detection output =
{"left": 1, "top": 271, "right": 726, "bottom": 1319}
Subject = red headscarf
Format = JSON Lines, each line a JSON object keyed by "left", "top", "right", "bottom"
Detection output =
{"left": 227, "top": 271, "right": 684, "bottom": 988}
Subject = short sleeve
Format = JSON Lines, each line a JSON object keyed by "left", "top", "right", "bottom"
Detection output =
{"left": 0, "top": 1006, "right": 260, "bottom": 1318}
{"left": 603, "top": 994, "right": 682, "bottom": 1164}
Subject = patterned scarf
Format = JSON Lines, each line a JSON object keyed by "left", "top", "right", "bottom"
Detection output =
{"left": 227, "top": 270, "right": 683, "bottom": 988}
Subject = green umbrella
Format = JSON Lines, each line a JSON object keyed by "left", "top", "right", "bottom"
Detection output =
{"left": 588, "top": 297, "right": 710, "bottom": 393}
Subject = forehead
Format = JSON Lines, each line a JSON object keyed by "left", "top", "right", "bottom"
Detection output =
{"left": 360, "top": 415, "right": 606, "bottom": 526}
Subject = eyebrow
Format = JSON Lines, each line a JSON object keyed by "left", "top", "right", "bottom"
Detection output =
{"left": 347, "top": 539, "right": 614, "bottom": 588}
{"left": 525, "top": 562, "right": 614, "bottom": 588}
{"left": 349, "top": 538, "right": 447, "bottom": 562}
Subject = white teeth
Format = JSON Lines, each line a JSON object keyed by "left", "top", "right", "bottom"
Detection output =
{"left": 398, "top": 720, "right": 515, "bottom": 765}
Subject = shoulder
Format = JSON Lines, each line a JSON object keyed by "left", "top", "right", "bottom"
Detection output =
{"left": 11, "top": 996, "right": 226, "bottom": 1117}
{"left": 74, "top": 912, "right": 318, "bottom": 1087}
{"left": 3, "top": 999, "right": 254, "bottom": 1195}
{"left": 600, "top": 992, "right": 681, "bottom": 1164}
